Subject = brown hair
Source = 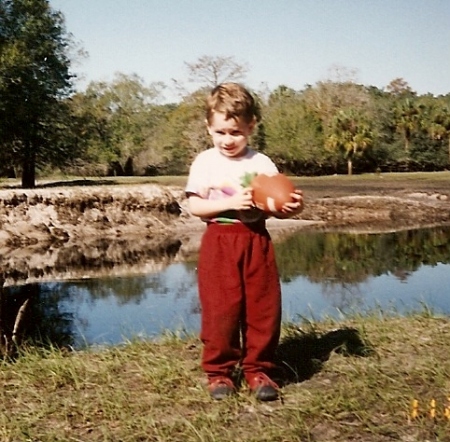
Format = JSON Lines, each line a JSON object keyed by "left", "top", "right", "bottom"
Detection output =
{"left": 206, "top": 83, "right": 258, "bottom": 125}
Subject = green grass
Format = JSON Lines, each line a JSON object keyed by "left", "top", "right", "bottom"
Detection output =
{"left": 1, "top": 313, "right": 450, "bottom": 441}
{"left": 1, "top": 170, "right": 449, "bottom": 192}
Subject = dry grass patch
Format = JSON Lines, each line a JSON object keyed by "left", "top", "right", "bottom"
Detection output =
{"left": 1, "top": 313, "right": 450, "bottom": 441}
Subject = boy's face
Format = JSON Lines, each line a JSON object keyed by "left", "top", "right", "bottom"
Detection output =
{"left": 207, "top": 112, "right": 255, "bottom": 158}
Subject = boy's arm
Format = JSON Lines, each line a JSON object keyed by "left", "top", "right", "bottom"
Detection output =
{"left": 187, "top": 188, "right": 254, "bottom": 218}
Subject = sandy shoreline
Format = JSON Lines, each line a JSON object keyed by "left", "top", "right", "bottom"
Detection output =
{"left": 1, "top": 183, "right": 449, "bottom": 286}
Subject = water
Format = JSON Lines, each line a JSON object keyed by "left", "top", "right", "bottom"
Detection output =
{"left": 3, "top": 226, "right": 450, "bottom": 348}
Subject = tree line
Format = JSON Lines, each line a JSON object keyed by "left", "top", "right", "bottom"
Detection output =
{"left": 1, "top": 0, "right": 450, "bottom": 188}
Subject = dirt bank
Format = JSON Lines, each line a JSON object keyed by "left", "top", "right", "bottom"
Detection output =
{"left": 1, "top": 181, "right": 449, "bottom": 286}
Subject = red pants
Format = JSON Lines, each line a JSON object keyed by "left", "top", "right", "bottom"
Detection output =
{"left": 197, "top": 222, "right": 281, "bottom": 379}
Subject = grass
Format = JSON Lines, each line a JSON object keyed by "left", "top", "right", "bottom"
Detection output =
{"left": 1, "top": 312, "right": 450, "bottom": 441}
{"left": 1, "top": 170, "right": 450, "bottom": 193}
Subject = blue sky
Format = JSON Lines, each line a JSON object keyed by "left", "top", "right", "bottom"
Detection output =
{"left": 50, "top": 0, "right": 450, "bottom": 101}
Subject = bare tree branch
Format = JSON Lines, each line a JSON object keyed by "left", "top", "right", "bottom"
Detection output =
{"left": 184, "top": 55, "right": 249, "bottom": 87}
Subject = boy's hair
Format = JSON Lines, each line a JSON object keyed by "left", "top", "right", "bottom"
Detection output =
{"left": 206, "top": 83, "right": 259, "bottom": 125}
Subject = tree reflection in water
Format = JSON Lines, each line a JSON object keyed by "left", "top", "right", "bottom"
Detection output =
{"left": 275, "top": 226, "right": 450, "bottom": 284}
{"left": 1, "top": 226, "right": 449, "bottom": 351}
{"left": 276, "top": 225, "right": 450, "bottom": 318}
{"left": 1, "top": 283, "right": 75, "bottom": 355}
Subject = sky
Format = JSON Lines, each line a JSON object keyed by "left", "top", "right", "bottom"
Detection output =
{"left": 50, "top": 0, "right": 450, "bottom": 102}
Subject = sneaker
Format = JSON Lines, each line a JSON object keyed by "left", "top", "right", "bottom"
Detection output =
{"left": 208, "top": 376, "right": 236, "bottom": 400}
{"left": 246, "top": 372, "right": 279, "bottom": 401}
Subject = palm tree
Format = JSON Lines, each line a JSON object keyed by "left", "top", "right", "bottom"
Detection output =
{"left": 325, "top": 109, "right": 373, "bottom": 175}
{"left": 428, "top": 106, "right": 450, "bottom": 165}
{"left": 393, "top": 98, "right": 422, "bottom": 152}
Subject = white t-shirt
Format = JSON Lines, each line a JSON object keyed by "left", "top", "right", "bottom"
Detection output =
{"left": 185, "top": 146, "right": 278, "bottom": 223}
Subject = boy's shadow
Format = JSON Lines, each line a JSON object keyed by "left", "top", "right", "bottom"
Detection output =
{"left": 273, "top": 326, "right": 374, "bottom": 386}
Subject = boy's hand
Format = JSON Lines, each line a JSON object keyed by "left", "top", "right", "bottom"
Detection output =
{"left": 276, "top": 190, "right": 304, "bottom": 217}
{"left": 187, "top": 188, "right": 256, "bottom": 218}
{"left": 228, "top": 187, "right": 254, "bottom": 211}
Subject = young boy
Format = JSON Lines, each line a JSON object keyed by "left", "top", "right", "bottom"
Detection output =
{"left": 185, "top": 83, "right": 303, "bottom": 401}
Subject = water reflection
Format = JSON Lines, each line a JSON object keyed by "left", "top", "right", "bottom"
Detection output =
{"left": 2, "top": 226, "right": 449, "bottom": 349}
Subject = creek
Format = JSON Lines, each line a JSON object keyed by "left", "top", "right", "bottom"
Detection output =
{"left": 3, "top": 225, "right": 450, "bottom": 349}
